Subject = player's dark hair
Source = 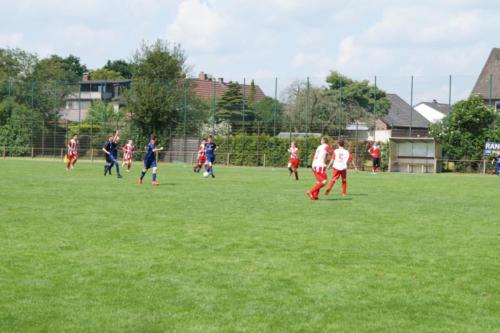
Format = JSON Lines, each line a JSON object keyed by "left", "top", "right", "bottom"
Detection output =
{"left": 322, "top": 136, "right": 329, "bottom": 144}
{"left": 338, "top": 139, "right": 345, "bottom": 147}
{"left": 72, "top": 133, "right": 78, "bottom": 137}
{"left": 151, "top": 135, "right": 157, "bottom": 141}
{"left": 107, "top": 134, "right": 113, "bottom": 139}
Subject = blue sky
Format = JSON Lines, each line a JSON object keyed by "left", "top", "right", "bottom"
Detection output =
{"left": 1, "top": 0, "right": 498, "bottom": 102}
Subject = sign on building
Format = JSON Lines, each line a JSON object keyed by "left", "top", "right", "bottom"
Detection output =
{"left": 484, "top": 141, "right": 500, "bottom": 155}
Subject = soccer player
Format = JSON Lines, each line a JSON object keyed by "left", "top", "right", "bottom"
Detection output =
{"left": 287, "top": 141, "right": 300, "bottom": 180}
{"left": 492, "top": 151, "right": 500, "bottom": 176}
{"left": 139, "top": 135, "right": 164, "bottom": 186}
{"left": 325, "top": 139, "right": 352, "bottom": 197}
{"left": 122, "top": 139, "right": 136, "bottom": 172}
{"left": 102, "top": 131, "right": 122, "bottom": 178}
{"left": 66, "top": 133, "right": 78, "bottom": 171}
{"left": 368, "top": 141, "right": 381, "bottom": 174}
{"left": 193, "top": 139, "right": 206, "bottom": 173}
{"left": 204, "top": 135, "right": 217, "bottom": 178}
{"left": 307, "top": 137, "right": 330, "bottom": 200}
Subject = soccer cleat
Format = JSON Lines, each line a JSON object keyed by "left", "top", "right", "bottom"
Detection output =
{"left": 211, "top": 174, "right": 215, "bottom": 178}
{"left": 306, "top": 191, "right": 316, "bottom": 200}
{"left": 152, "top": 181, "right": 159, "bottom": 186}
{"left": 138, "top": 178, "right": 143, "bottom": 185}
{"left": 117, "top": 174, "right": 123, "bottom": 178}
{"left": 324, "top": 188, "right": 331, "bottom": 196}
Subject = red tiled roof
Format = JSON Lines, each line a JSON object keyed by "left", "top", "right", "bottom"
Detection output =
{"left": 191, "top": 79, "right": 267, "bottom": 101}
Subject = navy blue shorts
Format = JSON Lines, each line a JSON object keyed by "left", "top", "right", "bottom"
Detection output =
{"left": 372, "top": 157, "right": 380, "bottom": 167}
{"left": 206, "top": 155, "right": 215, "bottom": 164}
{"left": 144, "top": 159, "right": 157, "bottom": 169}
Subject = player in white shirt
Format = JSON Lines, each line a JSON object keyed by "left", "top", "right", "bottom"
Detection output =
{"left": 325, "top": 139, "right": 353, "bottom": 196}
{"left": 307, "top": 137, "right": 331, "bottom": 200}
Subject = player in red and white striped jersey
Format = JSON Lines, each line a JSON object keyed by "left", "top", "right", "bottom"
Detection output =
{"left": 368, "top": 142, "right": 381, "bottom": 174}
{"left": 121, "top": 140, "right": 136, "bottom": 172}
{"left": 193, "top": 139, "right": 206, "bottom": 173}
{"left": 325, "top": 139, "right": 353, "bottom": 197}
{"left": 307, "top": 137, "right": 331, "bottom": 200}
{"left": 287, "top": 141, "right": 300, "bottom": 180}
{"left": 66, "top": 133, "right": 78, "bottom": 171}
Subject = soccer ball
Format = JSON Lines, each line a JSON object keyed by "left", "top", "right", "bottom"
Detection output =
{"left": 203, "top": 171, "right": 209, "bottom": 177}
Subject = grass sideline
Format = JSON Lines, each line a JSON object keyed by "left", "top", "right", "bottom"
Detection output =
{"left": 0, "top": 159, "right": 499, "bottom": 332}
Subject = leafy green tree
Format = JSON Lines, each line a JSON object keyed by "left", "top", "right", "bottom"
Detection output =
{"left": 85, "top": 100, "right": 124, "bottom": 124}
{"left": 30, "top": 58, "right": 72, "bottom": 121}
{"left": 283, "top": 73, "right": 390, "bottom": 135}
{"left": 0, "top": 48, "right": 39, "bottom": 107}
{"left": 325, "top": 71, "right": 390, "bottom": 118}
{"left": 252, "top": 97, "right": 282, "bottom": 134}
{"left": 0, "top": 100, "right": 42, "bottom": 155}
{"left": 89, "top": 68, "right": 124, "bottom": 80}
{"left": 123, "top": 40, "right": 188, "bottom": 141}
{"left": 431, "top": 95, "right": 499, "bottom": 162}
{"left": 0, "top": 48, "right": 38, "bottom": 80}
{"left": 103, "top": 59, "right": 135, "bottom": 79}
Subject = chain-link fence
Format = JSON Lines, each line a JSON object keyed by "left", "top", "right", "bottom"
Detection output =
{"left": 0, "top": 74, "right": 497, "bottom": 171}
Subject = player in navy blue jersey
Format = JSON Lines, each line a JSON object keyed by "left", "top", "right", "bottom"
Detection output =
{"left": 492, "top": 151, "right": 500, "bottom": 176}
{"left": 102, "top": 131, "right": 122, "bottom": 178}
{"left": 204, "top": 135, "right": 217, "bottom": 178}
{"left": 139, "top": 135, "right": 164, "bottom": 186}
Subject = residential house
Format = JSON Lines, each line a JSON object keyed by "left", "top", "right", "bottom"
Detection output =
{"left": 414, "top": 100, "right": 450, "bottom": 124}
{"left": 61, "top": 71, "right": 267, "bottom": 122}
{"left": 192, "top": 72, "right": 266, "bottom": 101}
{"left": 61, "top": 73, "right": 131, "bottom": 121}
{"left": 470, "top": 47, "right": 500, "bottom": 111}
{"left": 374, "top": 93, "right": 430, "bottom": 142}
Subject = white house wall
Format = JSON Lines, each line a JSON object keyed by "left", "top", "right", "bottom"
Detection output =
{"left": 373, "top": 130, "right": 392, "bottom": 143}
{"left": 414, "top": 104, "right": 446, "bottom": 123}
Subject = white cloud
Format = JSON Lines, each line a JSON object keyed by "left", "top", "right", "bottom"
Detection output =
{"left": 334, "top": 4, "right": 498, "bottom": 76}
{"left": 0, "top": 32, "right": 24, "bottom": 47}
{"left": 166, "top": 0, "right": 225, "bottom": 51}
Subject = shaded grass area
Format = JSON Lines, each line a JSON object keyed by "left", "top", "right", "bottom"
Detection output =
{"left": 0, "top": 160, "right": 499, "bottom": 332}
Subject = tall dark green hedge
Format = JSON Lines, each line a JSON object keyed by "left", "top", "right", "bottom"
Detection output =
{"left": 213, "top": 134, "right": 375, "bottom": 168}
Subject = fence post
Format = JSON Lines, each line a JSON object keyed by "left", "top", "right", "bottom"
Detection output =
{"left": 3, "top": 146, "right": 5, "bottom": 159}
{"left": 60, "top": 148, "right": 64, "bottom": 160}
{"left": 91, "top": 148, "right": 94, "bottom": 162}
{"left": 482, "top": 159, "right": 486, "bottom": 174}
{"left": 226, "top": 153, "right": 230, "bottom": 166}
{"left": 263, "top": 153, "right": 266, "bottom": 168}
{"left": 31, "top": 147, "right": 34, "bottom": 159}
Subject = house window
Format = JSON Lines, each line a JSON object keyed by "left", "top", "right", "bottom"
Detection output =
{"left": 495, "top": 101, "right": 500, "bottom": 112}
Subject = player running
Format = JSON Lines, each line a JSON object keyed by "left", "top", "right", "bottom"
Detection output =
{"left": 492, "top": 151, "right": 500, "bottom": 176}
{"left": 368, "top": 141, "right": 381, "bottom": 174}
{"left": 122, "top": 139, "right": 136, "bottom": 172}
{"left": 193, "top": 139, "right": 206, "bottom": 173}
{"left": 102, "top": 131, "right": 122, "bottom": 178}
{"left": 66, "top": 133, "right": 78, "bottom": 171}
{"left": 204, "top": 136, "right": 217, "bottom": 178}
{"left": 139, "top": 135, "right": 164, "bottom": 186}
{"left": 307, "top": 137, "right": 330, "bottom": 200}
{"left": 287, "top": 141, "right": 300, "bottom": 180}
{"left": 325, "top": 139, "right": 353, "bottom": 197}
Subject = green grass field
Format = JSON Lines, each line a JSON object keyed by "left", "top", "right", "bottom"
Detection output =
{"left": 0, "top": 159, "right": 499, "bottom": 332}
